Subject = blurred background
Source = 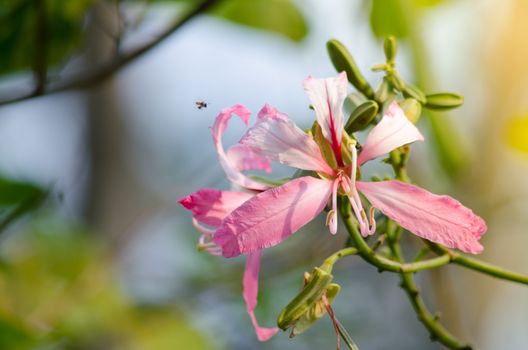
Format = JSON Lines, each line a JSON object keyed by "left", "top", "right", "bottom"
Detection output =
{"left": 0, "top": 0, "right": 527, "bottom": 349}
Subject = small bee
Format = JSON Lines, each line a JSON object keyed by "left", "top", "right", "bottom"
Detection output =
{"left": 195, "top": 100, "right": 208, "bottom": 109}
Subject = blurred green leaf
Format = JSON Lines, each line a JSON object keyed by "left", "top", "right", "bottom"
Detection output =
{"left": 504, "top": 114, "right": 528, "bottom": 154}
{"left": 212, "top": 0, "right": 308, "bottom": 42}
{"left": 0, "top": 176, "right": 46, "bottom": 232}
{"left": 0, "top": 0, "right": 93, "bottom": 75}
{"left": 0, "top": 315, "right": 37, "bottom": 350}
{"left": 369, "top": 0, "right": 410, "bottom": 38}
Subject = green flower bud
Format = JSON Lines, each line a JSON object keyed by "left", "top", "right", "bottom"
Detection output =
{"left": 290, "top": 283, "right": 341, "bottom": 337}
{"left": 344, "top": 92, "right": 367, "bottom": 115}
{"left": 277, "top": 267, "right": 333, "bottom": 331}
{"left": 384, "top": 36, "right": 397, "bottom": 62}
{"left": 424, "top": 92, "right": 464, "bottom": 110}
{"left": 399, "top": 98, "right": 422, "bottom": 124}
{"left": 326, "top": 39, "right": 374, "bottom": 98}
{"left": 402, "top": 82, "right": 426, "bottom": 104}
{"left": 345, "top": 100, "right": 379, "bottom": 133}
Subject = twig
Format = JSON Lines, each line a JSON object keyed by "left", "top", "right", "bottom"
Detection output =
{"left": 428, "top": 242, "right": 528, "bottom": 286}
{"left": 33, "top": 0, "right": 48, "bottom": 95}
{"left": 0, "top": 0, "right": 222, "bottom": 106}
{"left": 384, "top": 223, "right": 471, "bottom": 350}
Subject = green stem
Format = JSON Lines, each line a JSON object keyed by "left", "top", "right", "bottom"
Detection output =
{"left": 322, "top": 247, "right": 359, "bottom": 269}
{"left": 428, "top": 243, "right": 528, "bottom": 285}
{"left": 385, "top": 222, "right": 471, "bottom": 350}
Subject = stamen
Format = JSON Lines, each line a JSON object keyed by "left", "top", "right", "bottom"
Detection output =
{"left": 368, "top": 207, "right": 377, "bottom": 235}
{"left": 193, "top": 218, "right": 222, "bottom": 256}
{"left": 347, "top": 194, "right": 368, "bottom": 235}
{"left": 329, "top": 179, "right": 340, "bottom": 235}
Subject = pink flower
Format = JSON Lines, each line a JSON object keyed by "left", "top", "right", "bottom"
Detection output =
{"left": 213, "top": 72, "right": 487, "bottom": 258}
{"left": 180, "top": 74, "right": 487, "bottom": 341}
{"left": 179, "top": 105, "right": 279, "bottom": 341}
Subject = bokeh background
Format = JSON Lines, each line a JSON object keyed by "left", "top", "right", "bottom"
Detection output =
{"left": 0, "top": 0, "right": 527, "bottom": 349}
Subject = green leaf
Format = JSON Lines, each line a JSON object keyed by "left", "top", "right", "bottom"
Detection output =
{"left": 212, "top": 0, "right": 308, "bottom": 42}
{"left": 369, "top": 0, "right": 410, "bottom": 39}
{"left": 0, "top": 176, "right": 46, "bottom": 232}
{"left": 0, "top": 315, "right": 37, "bottom": 350}
{"left": 0, "top": 0, "right": 94, "bottom": 75}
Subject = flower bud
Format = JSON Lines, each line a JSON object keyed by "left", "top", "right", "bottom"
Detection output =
{"left": 402, "top": 82, "right": 426, "bottom": 104}
{"left": 345, "top": 100, "right": 379, "bottom": 133}
{"left": 400, "top": 98, "right": 422, "bottom": 124}
{"left": 384, "top": 36, "right": 397, "bottom": 62}
{"left": 277, "top": 267, "right": 333, "bottom": 330}
{"left": 424, "top": 93, "right": 464, "bottom": 110}
{"left": 327, "top": 39, "right": 374, "bottom": 98}
{"left": 290, "top": 283, "right": 341, "bottom": 337}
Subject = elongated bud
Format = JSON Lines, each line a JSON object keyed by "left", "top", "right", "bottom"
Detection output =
{"left": 400, "top": 98, "right": 422, "bottom": 124}
{"left": 384, "top": 36, "right": 397, "bottom": 62}
{"left": 344, "top": 92, "right": 366, "bottom": 115}
{"left": 424, "top": 93, "right": 464, "bottom": 110}
{"left": 402, "top": 82, "right": 426, "bottom": 104}
{"left": 345, "top": 100, "right": 379, "bottom": 133}
{"left": 277, "top": 267, "right": 333, "bottom": 330}
{"left": 327, "top": 39, "right": 374, "bottom": 98}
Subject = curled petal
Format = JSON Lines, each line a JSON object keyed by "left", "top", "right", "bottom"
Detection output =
{"left": 356, "top": 180, "right": 486, "bottom": 254}
{"left": 243, "top": 252, "right": 279, "bottom": 341}
{"left": 214, "top": 176, "right": 334, "bottom": 258}
{"left": 240, "top": 104, "right": 334, "bottom": 175}
{"left": 212, "top": 105, "right": 271, "bottom": 191}
{"left": 358, "top": 101, "right": 424, "bottom": 165}
{"left": 227, "top": 144, "right": 272, "bottom": 174}
{"left": 303, "top": 72, "right": 348, "bottom": 161}
{"left": 179, "top": 188, "right": 253, "bottom": 227}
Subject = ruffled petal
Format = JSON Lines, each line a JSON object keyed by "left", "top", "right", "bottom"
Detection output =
{"left": 243, "top": 251, "right": 279, "bottom": 341}
{"left": 239, "top": 104, "right": 334, "bottom": 175}
{"left": 212, "top": 104, "right": 271, "bottom": 191}
{"left": 303, "top": 72, "right": 348, "bottom": 161}
{"left": 214, "top": 176, "right": 334, "bottom": 258}
{"left": 356, "top": 180, "right": 486, "bottom": 254}
{"left": 358, "top": 101, "right": 424, "bottom": 165}
{"left": 179, "top": 188, "right": 253, "bottom": 227}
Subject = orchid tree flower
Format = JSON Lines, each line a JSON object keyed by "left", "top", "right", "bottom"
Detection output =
{"left": 180, "top": 105, "right": 279, "bottom": 341}
{"left": 213, "top": 72, "right": 486, "bottom": 259}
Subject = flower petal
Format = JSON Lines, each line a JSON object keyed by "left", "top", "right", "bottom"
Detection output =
{"left": 239, "top": 104, "right": 334, "bottom": 175}
{"left": 214, "top": 176, "right": 334, "bottom": 258}
{"left": 303, "top": 72, "right": 348, "bottom": 160}
{"left": 212, "top": 104, "right": 271, "bottom": 191}
{"left": 227, "top": 144, "right": 272, "bottom": 174}
{"left": 179, "top": 188, "right": 253, "bottom": 227}
{"left": 243, "top": 251, "right": 279, "bottom": 341}
{"left": 356, "top": 180, "right": 486, "bottom": 254}
{"left": 358, "top": 101, "right": 424, "bottom": 165}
